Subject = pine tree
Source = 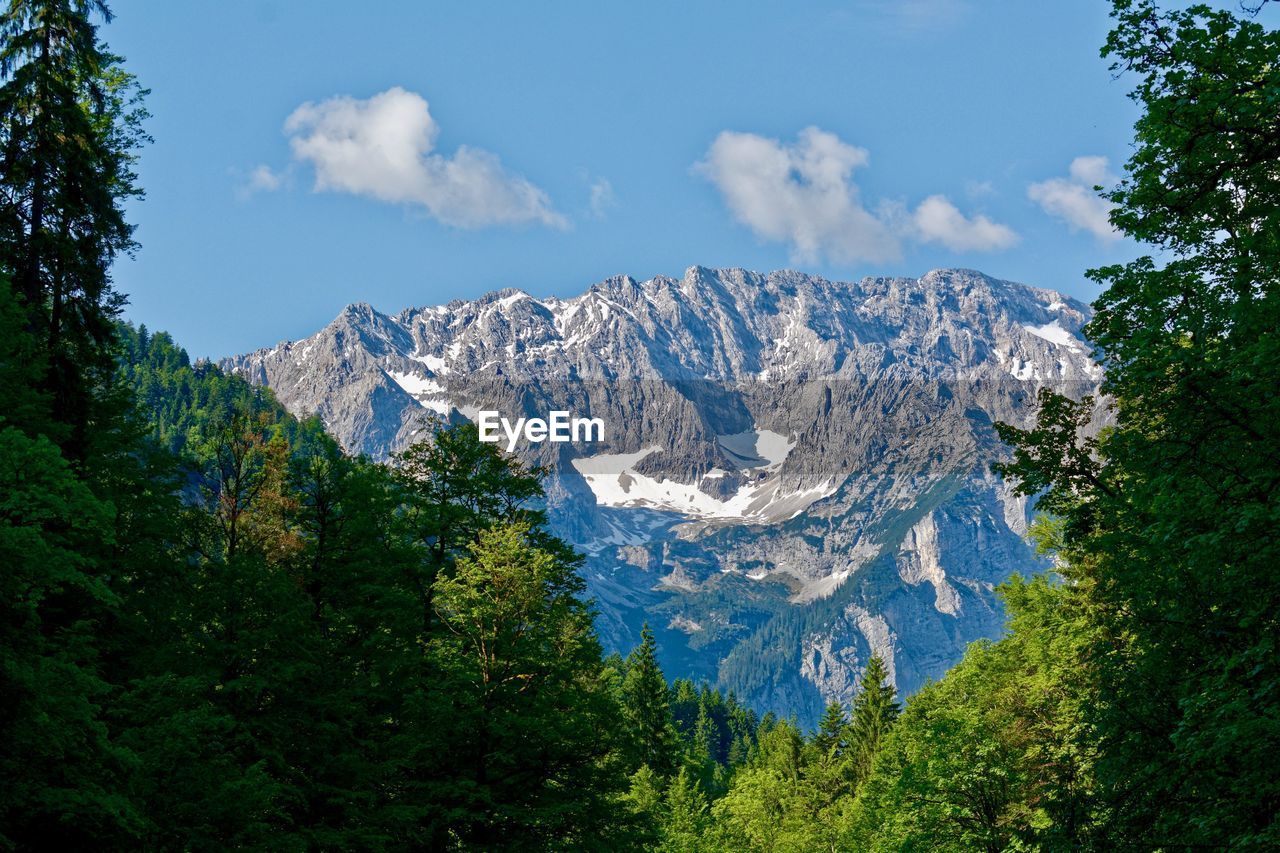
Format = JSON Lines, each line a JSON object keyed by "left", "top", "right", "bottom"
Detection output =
{"left": 0, "top": 0, "right": 148, "bottom": 453}
{"left": 0, "top": 3, "right": 151, "bottom": 843}
{"left": 814, "top": 700, "right": 849, "bottom": 757}
{"left": 393, "top": 424, "right": 544, "bottom": 632}
{"left": 728, "top": 732, "right": 750, "bottom": 768}
{"left": 848, "top": 655, "right": 900, "bottom": 783}
{"left": 622, "top": 623, "right": 679, "bottom": 777}
{"left": 694, "top": 698, "right": 718, "bottom": 764}
{"left": 625, "top": 763, "right": 663, "bottom": 845}
{"left": 0, "top": 273, "right": 45, "bottom": 433}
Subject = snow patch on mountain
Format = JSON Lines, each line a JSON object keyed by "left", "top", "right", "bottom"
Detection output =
{"left": 717, "top": 428, "right": 795, "bottom": 469}
{"left": 385, "top": 370, "right": 451, "bottom": 415}
{"left": 409, "top": 353, "right": 449, "bottom": 373}
{"left": 572, "top": 444, "right": 836, "bottom": 523}
{"left": 385, "top": 370, "right": 444, "bottom": 397}
{"left": 1024, "top": 320, "right": 1084, "bottom": 351}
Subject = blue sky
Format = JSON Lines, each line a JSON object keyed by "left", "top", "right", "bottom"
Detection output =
{"left": 107, "top": 0, "right": 1225, "bottom": 358}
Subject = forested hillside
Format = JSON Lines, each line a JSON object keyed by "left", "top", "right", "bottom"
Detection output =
{"left": 2, "top": 0, "right": 1277, "bottom": 849}
{"left": 117, "top": 323, "right": 323, "bottom": 457}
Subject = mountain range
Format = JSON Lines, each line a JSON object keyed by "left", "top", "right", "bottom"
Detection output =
{"left": 223, "top": 266, "right": 1102, "bottom": 725}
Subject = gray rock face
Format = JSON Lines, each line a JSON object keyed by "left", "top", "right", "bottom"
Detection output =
{"left": 222, "top": 266, "right": 1101, "bottom": 727}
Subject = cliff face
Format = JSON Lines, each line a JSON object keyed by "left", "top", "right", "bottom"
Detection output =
{"left": 223, "top": 266, "right": 1101, "bottom": 725}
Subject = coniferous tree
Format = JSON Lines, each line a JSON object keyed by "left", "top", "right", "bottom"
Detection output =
{"left": 621, "top": 623, "right": 680, "bottom": 778}
{"left": 0, "top": 421, "right": 139, "bottom": 846}
{"left": 0, "top": 2, "right": 150, "bottom": 843}
{"left": 663, "top": 766, "right": 710, "bottom": 852}
{"left": 13, "top": 1, "right": 1279, "bottom": 847}
{"left": 0, "top": 0, "right": 147, "bottom": 452}
{"left": 393, "top": 424, "right": 544, "bottom": 633}
{"left": 814, "top": 700, "right": 849, "bottom": 757}
{"left": 694, "top": 699, "right": 717, "bottom": 763}
{"left": 848, "top": 655, "right": 900, "bottom": 783}
{"left": 711, "top": 720, "right": 819, "bottom": 850}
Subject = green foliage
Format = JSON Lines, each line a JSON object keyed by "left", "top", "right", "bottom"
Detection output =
{"left": 851, "top": 577, "right": 1098, "bottom": 850}
{"left": 847, "top": 655, "right": 900, "bottom": 785}
{"left": 993, "top": 1, "right": 1280, "bottom": 846}
{"left": 425, "top": 523, "right": 629, "bottom": 848}
{"left": 0, "top": 273, "right": 49, "bottom": 436}
{"left": 0, "top": 425, "right": 139, "bottom": 847}
{"left": 813, "top": 701, "right": 849, "bottom": 757}
{"left": 6, "top": 1, "right": 1279, "bottom": 848}
{"left": 663, "top": 767, "right": 711, "bottom": 852}
{"left": 0, "top": 0, "right": 148, "bottom": 455}
{"left": 622, "top": 623, "right": 681, "bottom": 778}
{"left": 624, "top": 764, "right": 664, "bottom": 847}
{"left": 116, "top": 322, "right": 328, "bottom": 464}
{"left": 711, "top": 721, "right": 830, "bottom": 851}
{"left": 6, "top": 277, "right": 649, "bottom": 847}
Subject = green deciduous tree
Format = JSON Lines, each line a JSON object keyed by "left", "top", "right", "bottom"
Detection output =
{"left": 710, "top": 721, "right": 822, "bottom": 851}
{"left": 0, "top": 425, "right": 139, "bottom": 847}
{"left": 995, "top": 1, "right": 1280, "bottom": 845}
{"left": 850, "top": 576, "right": 1098, "bottom": 850}
{"left": 425, "top": 522, "right": 631, "bottom": 848}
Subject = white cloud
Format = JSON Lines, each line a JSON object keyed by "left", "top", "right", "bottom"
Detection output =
{"left": 913, "top": 194, "right": 1019, "bottom": 251}
{"left": 588, "top": 177, "right": 616, "bottom": 219}
{"left": 696, "top": 127, "right": 900, "bottom": 264}
{"left": 234, "top": 164, "right": 287, "bottom": 200}
{"left": 1028, "top": 156, "right": 1120, "bottom": 241}
{"left": 1068, "top": 155, "right": 1111, "bottom": 187}
{"left": 696, "top": 126, "right": 1015, "bottom": 264}
{"left": 284, "top": 87, "right": 565, "bottom": 229}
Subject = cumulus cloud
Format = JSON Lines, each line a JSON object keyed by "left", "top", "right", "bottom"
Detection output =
{"left": 696, "top": 126, "right": 1016, "bottom": 264}
{"left": 284, "top": 87, "right": 565, "bottom": 229}
{"left": 1028, "top": 156, "right": 1120, "bottom": 241}
{"left": 1068, "top": 155, "right": 1111, "bottom": 186}
{"left": 696, "top": 127, "right": 900, "bottom": 264}
{"left": 912, "top": 194, "right": 1019, "bottom": 251}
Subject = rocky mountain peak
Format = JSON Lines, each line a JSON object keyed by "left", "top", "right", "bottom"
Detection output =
{"left": 222, "top": 266, "right": 1102, "bottom": 725}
